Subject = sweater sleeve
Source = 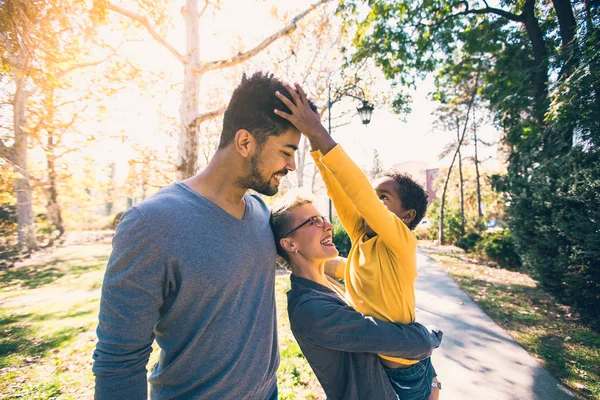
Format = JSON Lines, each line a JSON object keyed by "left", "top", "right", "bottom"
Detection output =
{"left": 93, "top": 208, "right": 166, "bottom": 400}
{"left": 324, "top": 256, "right": 346, "bottom": 280}
{"left": 320, "top": 145, "right": 416, "bottom": 254}
{"left": 310, "top": 150, "right": 363, "bottom": 241}
{"left": 290, "top": 297, "right": 441, "bottom": 359}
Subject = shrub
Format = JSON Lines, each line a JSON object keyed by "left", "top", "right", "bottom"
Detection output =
{"left": 0, "top": 204, "right": 17, "bottom": 257}
{"left": 0, "top": 204, "right": 17, "bottom": 236}
{"left": 455, "top": 232, "right": 482, "bottom": 253}
{"left": 112, "top": 211, "right": 125, "bottom": 230}
{"left": 415, "top": 226, "right": 437, "bottom": 241}
{"left": 475, "top": 229, "right": 521, "bottom": 269}
{"left": 332, "top": 218, "right": 351, "bottom": 257}
{"left": 424, "top": 201, "right": 487, "bottom": 244}
{"left": 496, "top": 146, "right": 600, "bottom": 330}
{"left": 35, "top": 213, "right": 57, "bottom": 235}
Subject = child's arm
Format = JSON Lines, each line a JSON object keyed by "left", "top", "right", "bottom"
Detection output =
{"left": 320, "top": 146, "right": 415, "bottom": 253}
{"left": 275, "top": 83, "right": 415, "bottom": 253}
{"left": 324, "top": 256, "right": 346, "bottom": 280}
{"left": 310, "top": 149, "right": 363, "bottom": 240}
{"left": 274, "top": 88, "right": 363, "bottom": 239}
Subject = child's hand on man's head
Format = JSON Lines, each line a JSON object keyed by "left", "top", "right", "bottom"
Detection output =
{"left": 274, "top": 82, "right": 328, "bottom": 139}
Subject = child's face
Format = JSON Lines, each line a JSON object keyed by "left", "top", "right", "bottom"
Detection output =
{"left": 364, "top": 177, "right": 411, "bottom": 237}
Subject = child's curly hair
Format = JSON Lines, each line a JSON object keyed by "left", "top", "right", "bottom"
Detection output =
{"left": 383, "top": 171, "right": 429, "bottom": 230}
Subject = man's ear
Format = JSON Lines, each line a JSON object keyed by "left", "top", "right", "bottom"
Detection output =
{"left": 234, "top": 129, "right": 254, "bottom": 158}
{"left": 403, "top": 209, "right": 417, "bottom": 225}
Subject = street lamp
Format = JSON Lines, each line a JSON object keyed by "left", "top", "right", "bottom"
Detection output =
{"left": 327, "top": 84, "right": 374, "bottom": 222}
{"left": 357, "top": 101, "right": 374, "bottom": 125}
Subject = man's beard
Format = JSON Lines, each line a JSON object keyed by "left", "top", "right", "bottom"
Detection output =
{"left": 237, "top": 150, "right": 287, "bottom": 196}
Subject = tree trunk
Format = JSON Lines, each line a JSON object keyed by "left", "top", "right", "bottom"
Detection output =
{"left": 522, "top": 0, "right": 549, "bottom": 124}
{"left": 13, "top": 70, "right": 39, "bottom": 251}
{"left": 311, "top": 165, "right": 319, "bottom": 194}
{"left": 456, "top": 116, "right": 465, "bottom": 234}
{"left": 295, "top": 137, "right": 309, "bottom": 187}
{"left": 105, "top": 162, "right": 116, "bottom": 215}
{"left": 439, "top": 72, "right": 480, "bottom": 244}
{"left": 550, "top": 0, "right": 578, "bottom": 153}
{"left": 552, "top": 0, "right": 578, "bottom": 74}
{"left": 473, "top": 120, "right": 483, "bottom": 219}
{"left": 438, "top": 168, "right": 450, "bottom": 245}
{"left": 44, "top": 129, "right": 64, "bottom": 236}
{"left": 177, "top": 0, "right": 202, "bottom": 180}
{"left": 584, "top": 0, "right": 600, "bottom": 112}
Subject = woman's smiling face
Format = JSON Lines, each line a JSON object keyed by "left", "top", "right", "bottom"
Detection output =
{"left": 283, "top": 203, "right": 338, "bottom": 262}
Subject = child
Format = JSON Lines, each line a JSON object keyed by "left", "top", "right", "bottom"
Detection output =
{"left": 275, "top": 83, "right": 441, "bottom": 400}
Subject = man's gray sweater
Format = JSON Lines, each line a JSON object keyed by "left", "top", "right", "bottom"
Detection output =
{"left": 93, "top": 183, "right": 279, "bottom": 399}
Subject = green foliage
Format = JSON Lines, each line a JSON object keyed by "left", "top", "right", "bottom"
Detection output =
{"left": 414, "top": 224, "right": 437, "bottom": 241}
{"left": 474, "top": 230, "right": 521, "bottom": 270}
{"left": 0, "top": 205, "right": 16, "bottom": 233}
{"left": 332, "top": 218, "right": 351, "bottom": 257}
{"left": 35, "top": 213, "right": 56, "bottom": 236}
{"left": 500, "top": 147, "right": 600, "bottom": 330}
{"left": 424, "top": 200, "right": 484, "bottom": 244}
{"left": 343, "top": 0, "right": 600, "bottom": 331}
{"left": 455, "top": 232, "right": 481, "bottom": 253}
{"left": 0, "top": 204, "right": 17, "bottom": 259}
{"left": 440, "top": 208, "right": 465, "bottom": 244}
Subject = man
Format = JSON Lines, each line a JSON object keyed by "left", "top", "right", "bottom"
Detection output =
{"left": 93, "top": 72, "right": 301, "bottom": 399}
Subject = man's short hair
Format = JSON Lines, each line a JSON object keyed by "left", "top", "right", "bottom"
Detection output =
{"left": 219, "top": 72, "right": 317, "bottom": 148}
{"left": 383, "top": 171, "right": 429, "bottom": 230}
{"left": 270, "top": 194, "right": 313, "bottom": 262}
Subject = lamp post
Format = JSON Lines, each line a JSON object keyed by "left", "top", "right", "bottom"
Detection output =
{"left": 327, "top": 84, "right": 374, "bottom": 222}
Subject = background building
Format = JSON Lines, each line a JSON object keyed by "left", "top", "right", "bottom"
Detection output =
{"left": 391, "top": 161, "right": 438, "bottom": 204}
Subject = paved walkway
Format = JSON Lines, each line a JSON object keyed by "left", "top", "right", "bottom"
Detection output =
{"left": 415, "top": 250, "right": 576, "bottom": 400}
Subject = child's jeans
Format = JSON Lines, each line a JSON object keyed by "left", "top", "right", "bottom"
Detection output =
{"left": 384, "top": 357, "right": 437, "bottom": 400}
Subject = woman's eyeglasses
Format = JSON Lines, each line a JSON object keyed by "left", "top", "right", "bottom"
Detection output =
{"left": 283, "top": 215, "right": 328, "bottom": 238}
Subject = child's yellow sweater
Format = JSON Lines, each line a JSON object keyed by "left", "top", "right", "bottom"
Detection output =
{"left": 312, "top": 145, "right": 418, "bottom": 365}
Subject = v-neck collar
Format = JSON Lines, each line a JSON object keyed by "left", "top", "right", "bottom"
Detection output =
{"left": 177, "top": 182, "right": 250, "bottom": 221}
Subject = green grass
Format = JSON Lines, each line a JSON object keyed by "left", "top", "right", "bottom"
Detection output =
{"left": 0, "top": 241, "right": 324, "bottom": 399}
{"left": 420, "top": 243, "right": 600, "bottom": 400}
{"left": 275, "top": 275, "right": 324, "bottom": 399}
{"left": 0, "top": 259, "right": 105, "bottom": 290}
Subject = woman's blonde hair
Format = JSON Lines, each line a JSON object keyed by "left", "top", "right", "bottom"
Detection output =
{"left": 270, "top": 193, "right": 314, "bottom": 262}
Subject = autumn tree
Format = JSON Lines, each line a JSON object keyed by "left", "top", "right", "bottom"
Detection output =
{"left": 1, "top": 0, "right": 125, "bottom": 249}
{"left": 94, "top": 0, "right": 332, "bottom": 180}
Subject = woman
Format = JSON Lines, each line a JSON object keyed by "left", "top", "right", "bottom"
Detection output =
{"left": 270, "top": 195, "right": 442, "bottom": 400}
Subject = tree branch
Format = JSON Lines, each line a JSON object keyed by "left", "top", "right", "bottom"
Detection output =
{"left": 461, "top": 4, "right": 523, "bottom": 22}
{"left": 433, "top": 2, "right": 523, "bottom": 27}
{"left": 195, "top": 0, "right": 331, "bottom": 73}
{"left": 198, "top": 0, "right": 211, "bottom": 19}
{"left": 56, "top": 49, "right": 118, "bottom": 79}
{"left": 192, "top": 105, "right": 227, "bottom": 128}
{"left": 104, "top": 1, "right": 186, "bottom": 64}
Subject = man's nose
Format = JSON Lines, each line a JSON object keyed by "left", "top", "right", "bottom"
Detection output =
{"left": 287, "top": 157, "right": 297, "bottom": 171}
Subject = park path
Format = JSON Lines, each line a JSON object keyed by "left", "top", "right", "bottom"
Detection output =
{"left": 415, "top": 250, "right": 576, "bottom": 400}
